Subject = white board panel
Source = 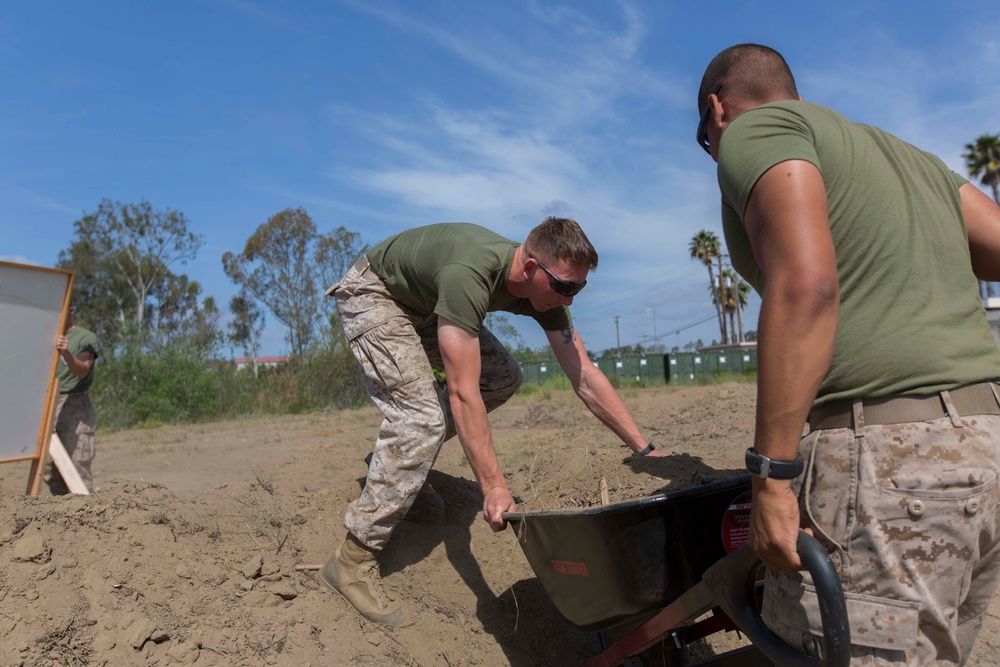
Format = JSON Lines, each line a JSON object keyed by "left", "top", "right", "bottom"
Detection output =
{"left": 0, "top": 261, "right": 72, "bottom": 461}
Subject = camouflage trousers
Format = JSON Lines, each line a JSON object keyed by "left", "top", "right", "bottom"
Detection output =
{"left": 45, "top": 392, "right": 97, "bottom": 495}
{"left": 762, "top": 387, "right": 1000, "bottom": 665}
{"left": 329, "top": 257, "right": 523, "bottom": 550}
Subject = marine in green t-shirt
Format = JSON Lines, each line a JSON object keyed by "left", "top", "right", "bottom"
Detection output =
{"left": 367, "top": 222, "right": 571, "bottom": 334}
{"left": 717, "top": 100, "right": 1000, "bottom": 403}
{"left": 320, "top": 217, "right": 660, "bottom": 627}
{"left": 697, "top": 43, "right": 1000, "bottom": 663}
{"left": 57, "top": 324, "right": 99, "bottom": 394}
{"left": 47, "top": 305, "right": 100, "bottom": 495}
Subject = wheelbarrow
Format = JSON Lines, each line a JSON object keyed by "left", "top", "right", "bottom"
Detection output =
{"left": 504, "top": 476, "right": 850, "bottom": 666}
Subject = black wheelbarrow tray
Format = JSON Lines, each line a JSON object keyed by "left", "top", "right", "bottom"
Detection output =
{"left": 504, "top": 476, "right": 850, "bottom": 667}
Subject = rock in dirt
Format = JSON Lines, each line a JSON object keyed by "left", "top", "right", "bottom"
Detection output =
{"left": 11, "top": 531, "right": 50, "bottom": 563}
{"left": 241, "top": 555, "right": 263, "bottom": 579}
{"left": 127, "top": 616, "right": 158, "bottom": 649}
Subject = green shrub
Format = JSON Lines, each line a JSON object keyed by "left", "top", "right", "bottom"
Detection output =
{"left": 93, "top": 341, "right": 221, "bottom": 428}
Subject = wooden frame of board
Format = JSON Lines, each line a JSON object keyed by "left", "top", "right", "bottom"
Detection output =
{"left": 0, "top": 260, "right": 84, "bottom": 494}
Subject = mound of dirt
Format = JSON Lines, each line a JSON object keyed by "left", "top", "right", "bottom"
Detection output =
{"left": 498, "top": 383, "right": 755, "bottom": 510}
{"left": 0, "top": 382, "right": 998, "bottom": 666}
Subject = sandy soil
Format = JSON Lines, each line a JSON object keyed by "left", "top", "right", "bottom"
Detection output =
{"left": 1, "top": 382, "right": 999, "bottom": 666}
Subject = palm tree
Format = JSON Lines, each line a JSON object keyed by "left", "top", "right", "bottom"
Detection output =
{"left": 689, "top": 230, "right": 727, "bottom": 344}
{"left": 720, "top": 269, "right": 751, "bottom": 343}
{"left": 964, "top": 134, "right": 1000, "bottom": 205}
{"left": 735, "top": 277, "right": 750, "bottom": 341}
{"left": 963, "top": 134, "right": 1000, "bottom": 299}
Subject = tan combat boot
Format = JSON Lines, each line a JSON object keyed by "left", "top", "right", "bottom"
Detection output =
{"left": 319, "top": 535, "right": 406, "bottom": 627}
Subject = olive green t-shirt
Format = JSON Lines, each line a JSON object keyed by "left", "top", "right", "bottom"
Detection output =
{"left": 57, "top": 326, "right": 99, "bottom": 394}
{"left": 367, "top": 223, "right": 571, "bottom": 335}
{"left": 717, "top": 101, "right": 1000, "bottom": 403}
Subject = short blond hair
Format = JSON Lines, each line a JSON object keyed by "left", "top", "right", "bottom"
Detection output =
{"left": 524, "top": 217, "right": 598, "bottom": 270}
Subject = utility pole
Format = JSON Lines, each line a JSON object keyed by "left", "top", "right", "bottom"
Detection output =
{"left": 613, "top": 316, "right": 621, "bottom": 356}
{"left": 731, "top": 274, "right": 744, "bottom": 344}
{"left": 646, "top": 308, "right": 658, "bottom": 352}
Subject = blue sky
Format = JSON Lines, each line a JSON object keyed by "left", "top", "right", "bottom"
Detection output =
{"left": 3, "top": 1, "right": 999, "bottom": 357}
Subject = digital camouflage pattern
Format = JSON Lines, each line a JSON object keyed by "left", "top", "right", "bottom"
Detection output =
{"left": 331, "top": 259, "right": 522, "bottom": 550}
{"left": 763, "top": 397, "right": 1000, "bottom": 665}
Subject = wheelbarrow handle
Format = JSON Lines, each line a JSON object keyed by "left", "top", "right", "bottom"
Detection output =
{"left": 702, "top": 532, "right": 851, "bottom": 667}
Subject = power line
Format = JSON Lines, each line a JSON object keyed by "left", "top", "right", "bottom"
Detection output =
{"left": 658, "top": 311, "right": 718, "bottom": 338}
{"left": 570, "top": 263, "right": 703, "bottom": 315}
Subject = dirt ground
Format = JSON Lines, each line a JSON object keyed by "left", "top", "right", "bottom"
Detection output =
{"left": 1, "top": 382, "right": 999, "bottom": 666}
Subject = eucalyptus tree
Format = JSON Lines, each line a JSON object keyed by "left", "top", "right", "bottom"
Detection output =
{"left": 314, "top": 226, "right": 368, "bottom": 349}
{"left": 222, "top": 208, "right": 319, "bottom": 358}
{"left": 228, "top": 291, "right": 266, "bottom": 377}
{"left": 222, "top": 208, "right": 367, "bottom": 358}
{"left": 57, "top": 199, "right": 206, "bottom": 352}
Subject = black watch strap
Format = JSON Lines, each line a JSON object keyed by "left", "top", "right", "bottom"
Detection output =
{"left": 635, "top": 443, "right": 655, "bottom": 457}
{"left": 745, "top": 447, "right": 804, "bottom": 479}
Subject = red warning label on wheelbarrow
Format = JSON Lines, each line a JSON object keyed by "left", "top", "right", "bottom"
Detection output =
{"left": 550, "top": 559, "right": 590, "bottom": 577}
{"left": 722, "top": 501, "right": 752, "bottom": 553}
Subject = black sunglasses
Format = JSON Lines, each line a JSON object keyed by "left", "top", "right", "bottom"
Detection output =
{"left": 528, "top": 252, "right": 586, "bottom": 297}
{"left": 697, "top": 84, "right": 723, "bottom": 154}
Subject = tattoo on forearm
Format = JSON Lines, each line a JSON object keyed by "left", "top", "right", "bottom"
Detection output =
{"left": 560, "top": 325, "right": 575, "bottom": 345}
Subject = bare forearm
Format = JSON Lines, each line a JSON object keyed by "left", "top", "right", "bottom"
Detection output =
{"left": 546, "top": 327, "right": 648, "bottom": 454}
{"left": 61, "top": 350, "right": 93, "bottom": 380}
{"left": 451, "top": 394, "right": 507, "bottom": 494}
{"left": 744, "top": 161, "right": 839, "bottom": 460}
{"left": 754, "top": 281, "right": 838, "bottom": 460}
{"left": 576, "top": 372, "right": 648, "bottom": 453}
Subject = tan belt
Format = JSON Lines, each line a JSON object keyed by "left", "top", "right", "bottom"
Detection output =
{"left": 325, "top": 255, "right": 371, "bottom": 297}
{"left": 352, "top": 255, "right": 369, "bottom": 273}
{"left": 808, "top": 382, "right": 1000, "bottom": 432}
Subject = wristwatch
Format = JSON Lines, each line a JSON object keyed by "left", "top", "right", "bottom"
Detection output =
{"left": 634, "top": 443, "right": 655, "bottom": 457}
{"left": 745, "top": 448, "right": 804, "bottom": 479}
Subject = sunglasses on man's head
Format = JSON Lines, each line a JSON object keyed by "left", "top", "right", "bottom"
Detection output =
{"left": 697, "top": 84, "right": 723, "bottom": 154}
{"left": 528, "top": 252, "right": 587, "bottom": 297}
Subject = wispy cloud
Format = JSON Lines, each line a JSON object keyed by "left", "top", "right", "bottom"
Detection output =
{"left": 265, "top": 185, "right": 415, "bottom": 228}
{"left": 325, "top": 2, "right": 687, "bottom": 239}
{"left": 315, "top": 1, "right": 734, "bottom": 350}
{"left": 0, "top": 182, "right": 80, "bottom": 216}
{"left": 797, "top": 19, "right": 1000, "bottom": 173}
{"left": 209, "top": 0, "right": 313, "bottom": 35}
